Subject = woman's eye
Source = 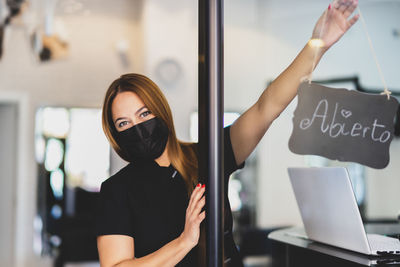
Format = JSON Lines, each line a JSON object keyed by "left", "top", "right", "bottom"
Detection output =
{"left": 118, "top": 121, "right": 129, "bottom": 128}
{"left": 140, "top": 110, "right": 152, "bottom": 118}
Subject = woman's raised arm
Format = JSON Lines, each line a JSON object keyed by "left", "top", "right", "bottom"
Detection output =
{"left": 230, "top": 0, "right": 359, "bottom": 165}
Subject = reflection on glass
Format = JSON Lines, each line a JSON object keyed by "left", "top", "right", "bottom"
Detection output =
{"left": 44, "top": 138, "right": 64, "bottom": 172}
{"left": 50, "top": 169, "right": 64, "bottom": 199}
{"left": 42, "top": 107, "right": 70, "bottom": 138}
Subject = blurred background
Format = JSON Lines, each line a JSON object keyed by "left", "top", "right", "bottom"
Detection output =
{"left": 0, "top": 0, "right": 399, "bottom": 266}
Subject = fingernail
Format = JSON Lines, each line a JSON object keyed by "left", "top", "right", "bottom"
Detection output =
{"left": 201, "top": 184, "right": 205, "bottom": 188}
{"left": 197, "top": 183, "right": 201, "bottom": 188}
{"left": 328, "top": 4, "right": 331, "bottom": 10}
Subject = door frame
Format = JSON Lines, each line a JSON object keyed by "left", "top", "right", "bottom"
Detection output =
{"left": 0, "top": 90, "right": 30, "bottom": 267}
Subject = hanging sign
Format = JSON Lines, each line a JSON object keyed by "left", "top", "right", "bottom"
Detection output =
{"left": 288, "top": 82, "right": 399, "bottom": 169}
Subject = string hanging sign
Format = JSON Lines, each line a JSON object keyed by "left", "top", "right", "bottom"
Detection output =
{"left": 288, "top": 1, "right": 399, "bottom": 169}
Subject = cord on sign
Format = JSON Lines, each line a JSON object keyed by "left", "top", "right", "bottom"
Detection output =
{"left": 357, "top": 6, "right": 392, "bottom": 100}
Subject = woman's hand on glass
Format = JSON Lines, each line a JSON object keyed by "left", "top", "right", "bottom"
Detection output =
{"left": 180, "top": 183, "right": 206, "bottom": 249}
{"left": 312, "top": 0, "right": 359, "bottom": 50}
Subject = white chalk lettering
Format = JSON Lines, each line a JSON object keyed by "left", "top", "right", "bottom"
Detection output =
{"left": 329, "top": 103, "right": 350, "bottom": 137}
{"left": 300, "top": 99, "right": 329, "bottom": 132}
{"left": 372, "top": 119, "right": 391, "bottom": 143}
{"left": 380, "top": 131, "right": 391, "bottom": 143}
{"left": 299, "top": 99, "right": 391, "bottom": 143}
{"left": 351, "top": 123, "right": 362, "bottom": 137}
{"left": 329, "top": 103, "right": 341, "bottom": 138}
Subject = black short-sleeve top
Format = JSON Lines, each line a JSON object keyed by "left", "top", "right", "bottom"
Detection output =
{"left": 95, "top": 126, "right": 245, "bottom": 266}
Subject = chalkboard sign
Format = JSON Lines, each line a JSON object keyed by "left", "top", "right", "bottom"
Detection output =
{"left": 289, "top": 82, "right": 399, "bottom": 169}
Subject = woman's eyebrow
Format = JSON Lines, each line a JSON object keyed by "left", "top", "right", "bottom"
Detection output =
{"left": 135, "top": 106, "right": 147, "bottom": 115}
{"left": 114, "top": 106, "right": 147, "bottom": 124}
{"left": 114, "top": 117, "right": 128, "bottom": 124}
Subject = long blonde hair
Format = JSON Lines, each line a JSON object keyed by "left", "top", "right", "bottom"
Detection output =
{"left": 102, "top": 73, "right": 198, "bottom": 195}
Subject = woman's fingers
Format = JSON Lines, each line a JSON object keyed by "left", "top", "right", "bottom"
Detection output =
{"left": 192, "top": 196, "right": 206, "bottom": 216}
{"left": 187, "top": 183, "right": 201, "bottom": 209}
{"left": 333, "top": 0, "right": 358, "bottom": 21}
{"left": 312, "top": 0, "right": 359, "bottom": 48}
{"left": 336, "top": 1, "right": 345, "bottom": 13}
{"left": 343, "top": 0, "right": 357, "bottom": 20}
{"left": 181, "top": 187, "right": 207, "bottom": 248}
{"left": 187, "top": 184, "right": 205, "bottom": 215}
{"left": 197, "top": 211, "right": 206, "bottom": 225}
{"left": 336, "top": 0, "right": 349, "bottom": 14}
{"left": 348, "top": 14, "right": 360, "bottom": 27}
{"left": 188, "top": 183, "right": 204, "bottom": 209}
{"left": 198, "top": 211, "right": 206, "bottom": 223}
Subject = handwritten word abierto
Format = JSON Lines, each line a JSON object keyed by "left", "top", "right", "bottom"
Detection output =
{"left": 289, "top": 82, "right": 399, "bottom": 169}
{"left": 299, "top": 99, "right": 391, "bottom": 143}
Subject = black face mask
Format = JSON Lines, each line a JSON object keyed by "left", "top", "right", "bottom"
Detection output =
{"left": 116, "top": 117, "right": 169, "bottom": 162}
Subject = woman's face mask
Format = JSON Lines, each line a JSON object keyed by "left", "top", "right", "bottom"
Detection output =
{"left": 116, "top": 117, "right": 169, "bottom": 162}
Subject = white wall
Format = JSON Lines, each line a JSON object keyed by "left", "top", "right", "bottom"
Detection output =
{"left": 140, "top": 0, "right": 198, "bottom": 141}
{"left": 365, "top": 139, "right": 400, "bottom": 219}
{"left": 0, "top": 103, "right": 18, "bottom": 267}
{"left": 0, "top": 1, "right": 145, "bottom": 108}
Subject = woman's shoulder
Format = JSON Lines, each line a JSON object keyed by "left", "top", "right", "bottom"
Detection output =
{"left": 101, "top": 163, "right": 135, "bottom": 190}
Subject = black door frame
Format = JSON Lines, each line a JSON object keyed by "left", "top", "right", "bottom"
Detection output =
{"left": 198, "top": 0, "right": 224, "bottom": 266}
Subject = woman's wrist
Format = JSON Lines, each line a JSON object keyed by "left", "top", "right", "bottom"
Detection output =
{"left": 178, "top": 233, "right": 196, "bottom": 251}
{"left": 307, "top": 38, "right": 329, "bottom": 55}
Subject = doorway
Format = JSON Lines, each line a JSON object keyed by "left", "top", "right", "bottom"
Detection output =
{"left": 0, "top": 102, "right": 18, "bottom": 266}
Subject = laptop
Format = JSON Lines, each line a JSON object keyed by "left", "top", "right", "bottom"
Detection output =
{"left": 288, "top": 167, "right": 400, "bottom": 256}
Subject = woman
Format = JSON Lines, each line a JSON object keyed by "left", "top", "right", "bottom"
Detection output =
{"left": 95, "top": 1, "right": 359, "bottom": 266}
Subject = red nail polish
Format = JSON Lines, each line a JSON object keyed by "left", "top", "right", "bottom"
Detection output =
{"left": 201, "top": 184, "right": 205, "bottom": 188}
{"left": 197, "top": 183, "right": 201, "bottom": 188}
{"left": 328, "top": 4, "right": 331, "bottom": 10}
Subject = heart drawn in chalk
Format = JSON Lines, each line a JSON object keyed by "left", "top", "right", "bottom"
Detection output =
{"left": 341, "top": 109, "right": 352, "bottom": 119}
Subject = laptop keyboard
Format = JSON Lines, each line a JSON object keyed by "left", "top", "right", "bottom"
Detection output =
{"left": 367, "top": 234, "right": 400, "bottom": 254}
